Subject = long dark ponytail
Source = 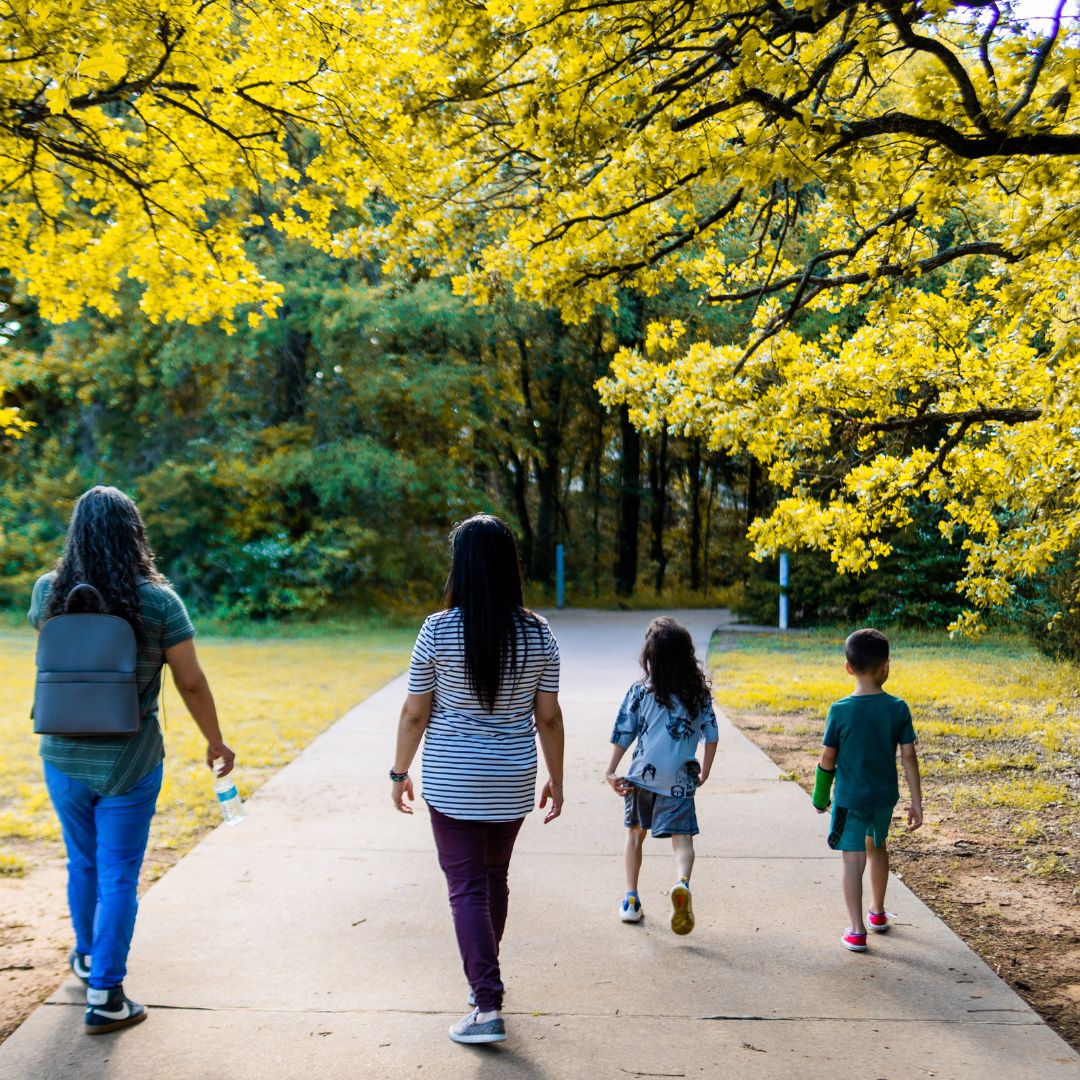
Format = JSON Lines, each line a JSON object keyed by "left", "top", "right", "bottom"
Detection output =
{"left": 445, "top": 514, "right": 539, "bottom": 713}
{"left": 47, "top": 486, "right": 164, "bottom": 644}
{"left": 640, "top": 617, "right": 712, "bottom": 715}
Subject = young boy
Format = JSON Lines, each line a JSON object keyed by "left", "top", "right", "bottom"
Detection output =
{"left": 812, "top": 627, "right": 923, "bottom": 952}
{"left": 606, "top": 617, "right": 719, "bottom": 935}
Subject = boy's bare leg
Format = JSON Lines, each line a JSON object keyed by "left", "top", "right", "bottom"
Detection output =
{"left": 672, "top": 834, "right": 695, "bottom": 882}
{"left": 625, "top": 827, "right": 646, "bottom": 892}
{"left": 866, "top": 837, "right": 888, "bottom": 914}
{"left": 841, "top": 850, "right": 867, "bottom": 934}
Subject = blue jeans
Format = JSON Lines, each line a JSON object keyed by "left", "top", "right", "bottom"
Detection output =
{"left": 44, "top": 760, "right": 162, "bottom": 990}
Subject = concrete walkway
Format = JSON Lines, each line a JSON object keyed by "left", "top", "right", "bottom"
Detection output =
{"left": 2, "top": 609, "right": 1077, "bottom": 1079}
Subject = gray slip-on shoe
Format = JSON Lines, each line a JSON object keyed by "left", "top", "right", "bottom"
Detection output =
{"left": 449, "top": 1008, "right": 506, "bottom": 1044}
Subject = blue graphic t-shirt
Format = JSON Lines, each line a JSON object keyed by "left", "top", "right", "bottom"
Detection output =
{"left": 611, "top": 681, "right": 719, "bottom": 797}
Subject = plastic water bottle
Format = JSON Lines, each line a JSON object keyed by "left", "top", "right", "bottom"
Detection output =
{"left": 213, "top": 760, "right": 245, "bottom": 826}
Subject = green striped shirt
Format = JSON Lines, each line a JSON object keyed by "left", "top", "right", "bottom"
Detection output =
{"left": 29, "top": 573, "right": 195, "bottom": 796}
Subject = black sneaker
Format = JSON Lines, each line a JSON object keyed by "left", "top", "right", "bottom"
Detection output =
{"left": 84, "top": 985, "right": 148, "bottom": 1034}
{"left": 69, "top": 948, "right": 91, "bottom": 986}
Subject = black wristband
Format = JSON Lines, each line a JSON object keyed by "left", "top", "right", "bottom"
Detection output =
{"left": 389, "top": 768, "right": 408, "bottom": 783}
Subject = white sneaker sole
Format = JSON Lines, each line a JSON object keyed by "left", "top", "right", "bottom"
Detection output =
{"left": 620, "top": 907, "right": 643, "bottom": 923}
{"left": 842, "top": 937, "right": 868, "bottom": 952}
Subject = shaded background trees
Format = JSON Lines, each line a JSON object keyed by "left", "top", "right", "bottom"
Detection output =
{"left": 0, "top": 250, "right": 756, "bottom": 616}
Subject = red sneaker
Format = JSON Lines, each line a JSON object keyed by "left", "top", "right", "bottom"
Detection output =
{"left": 842, "top": 929, "right": 868, "bottom": 952}
{"left": 867, "top": 910, "right": 890, "bottom": 933}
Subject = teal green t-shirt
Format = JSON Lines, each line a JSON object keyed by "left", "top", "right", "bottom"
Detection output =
{"left": 29, "top": 572, "right": 195, "bottom": 796}
{"left": 822, "top": 692, "right": 916, "bottom": 812}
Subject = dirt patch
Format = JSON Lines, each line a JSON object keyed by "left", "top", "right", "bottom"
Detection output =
{"left": 0, "top": 838, "right": 189, "bottom": 1044}
{"left": 0, "top": 841, "right": 70, "bottom": 1043}
{"left": 734, "top": 712, "right": 1080, "bottom": 1053}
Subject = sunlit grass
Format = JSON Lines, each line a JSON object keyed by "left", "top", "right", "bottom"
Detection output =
{"left": 710, "top": 628, "right": 1080, "bottom": 878}
{"left": 952, "top": 778, "right": 1067, "bottom": 812}
{"left": 0, "top": 851, "right": 25, "bottom": 877}
{"left": 0, "top": 624, "right": 413, "bottom": 872}
{"left": 711, "top": 629, "right": 1080, "bottom": 783}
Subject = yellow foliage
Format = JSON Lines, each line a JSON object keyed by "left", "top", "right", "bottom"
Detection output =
{"left": 2, "top": 2, "right": 1079, "bottom": 613}
{"left": 0, "top": 851, "right": 25, "bottom": 877}
{"left": 0, "top": 0, "right": 392, "bottom": 326}
{"left": 952, "top": 778, "right": 1067, "bottom": 812}
{"left": 298, "top": 0, "right": 1080, "bottom": 624}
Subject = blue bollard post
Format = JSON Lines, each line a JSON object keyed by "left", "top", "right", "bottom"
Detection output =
{"left": 556, "top": 544, "right": 565, "bottom": 609}
{"left": 779, "top": 552, "right": 789, "bottom": 630}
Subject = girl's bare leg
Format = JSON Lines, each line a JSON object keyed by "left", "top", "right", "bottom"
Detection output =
{"left": 672, "top": 834, "right": 695, "bottom": 882}
{"left": 625, "top": 827, "right": 645, "bottom": 892}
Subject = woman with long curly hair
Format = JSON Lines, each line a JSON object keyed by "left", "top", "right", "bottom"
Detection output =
{"left": 29, "top": 485, "right": 235, "bottom": 1034}
{"left": 390, "top": 514, "right": 564, "bottom": 1046}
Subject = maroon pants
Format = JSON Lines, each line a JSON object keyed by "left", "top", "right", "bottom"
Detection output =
{"left": 429, "top": 805, "right": 525, "bottom": 1013}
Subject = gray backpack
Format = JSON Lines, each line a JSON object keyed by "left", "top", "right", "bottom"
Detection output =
{"left": 33, "top": 584, "right": 140, "bottom": 736}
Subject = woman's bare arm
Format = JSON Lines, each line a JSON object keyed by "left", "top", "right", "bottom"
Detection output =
{"left": 165, "top": 638, "right": 235, "bottom": 776}
{"left": 391, "top": 692, "right": 433, "bottom": 814}
{"left": 534, "top": 690, "right": 564, "bottom": 823}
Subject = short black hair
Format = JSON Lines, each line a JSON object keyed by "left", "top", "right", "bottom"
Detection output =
{"left": 844, "top": 628, "right": 890, "bottom": 673}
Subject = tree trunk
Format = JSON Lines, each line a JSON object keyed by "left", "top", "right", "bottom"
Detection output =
{"left": 688, "top": 439, "right": 703, "bottom": 591}
{"left": 274, "top": 321, "right": 311, "bottom": 424}
{"left": 533, "top": 444, "right": 559, "bottom": 585}
{"left": 615, "top": 404, "right": 641, "bottom": 596}
{"left": 703, "top": 458, "right": 719, "bottom": 599}
{"left": 592, "top": 408, "right": 603, "bottom": 598}
{"left": 746, "top": 458, "right": 762, "bottom": 529}
{"left": 648, "top": 429, "right": 670, "bottom": 594}
{"left": 506, "top": 443, "right": 535, "bottom": 573}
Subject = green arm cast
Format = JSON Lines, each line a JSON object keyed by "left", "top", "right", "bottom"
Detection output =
{"left": 812, "top": 765, "right": 835, "bottom": 810}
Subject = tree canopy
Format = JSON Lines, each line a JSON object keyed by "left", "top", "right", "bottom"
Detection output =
{"left": 353, "top": 0, "right": 1080, "bottom": 629}
{"left": 0, "top": 0, "right": 386, "bottom": 325}
{"left": 2, "top": 1, "right": 1079, "bottom": 627}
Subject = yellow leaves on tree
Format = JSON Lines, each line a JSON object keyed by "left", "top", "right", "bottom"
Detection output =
{"left": 337, "top": 0, "right": 1079, "bottom": 629}
{"left": 0, "top": 0, "right": 394, "bottom": 328}
{"left": 2, "top": 1, "right": 1080, "bottom": 624}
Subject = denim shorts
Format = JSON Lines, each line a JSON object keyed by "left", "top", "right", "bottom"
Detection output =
{"left": 624, "top": 784, "right": 698, "bottom": 838}
{"left": 828, "top": 803, "right": 895, "bottom": 851}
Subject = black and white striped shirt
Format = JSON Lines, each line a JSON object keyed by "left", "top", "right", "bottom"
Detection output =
{"left": 408, "top": 607, "right": 560, "bottom": 821}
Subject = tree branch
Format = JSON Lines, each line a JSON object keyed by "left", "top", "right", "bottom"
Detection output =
{"left": 1001, "top": 0, "right": 1067, "bottom": 123}
{"left": 882, "top": 0, "right": 991, "bottom": 134}
{"left": 825, "top": 112, "right": 1080, "bottom": 158}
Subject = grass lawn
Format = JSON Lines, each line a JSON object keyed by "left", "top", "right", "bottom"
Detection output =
{"left": 711, "top": 628, "right": 1080, "bottom": 1049}
{"left": 0, "top": 622, "right": 415, "bottom": 878}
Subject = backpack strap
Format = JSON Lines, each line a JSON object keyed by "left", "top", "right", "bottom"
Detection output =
{"left": 64, "top": 583, "right": 108, "bottom": 613}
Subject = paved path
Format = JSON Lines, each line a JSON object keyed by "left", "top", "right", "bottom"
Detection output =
{"left": 2, "top": 610, "right": 1077, "bottom": 1079}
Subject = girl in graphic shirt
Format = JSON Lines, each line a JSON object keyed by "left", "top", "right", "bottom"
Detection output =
{"left": 605, "top": 617, "right": 718, "bottom": 935}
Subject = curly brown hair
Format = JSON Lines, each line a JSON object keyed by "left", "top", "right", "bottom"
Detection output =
{"left": 47, "top": 486, "right": 165, "bottom": 644}
{"left": 640, "top": 617, "right": 712, "bottom": 715}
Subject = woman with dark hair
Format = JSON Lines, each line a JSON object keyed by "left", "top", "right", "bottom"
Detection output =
{"left": 390, "top": 514, "right": 564, "bottom": 1046}
{"left": 29, "top": 486, "right": 235, "bottom": 1034}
